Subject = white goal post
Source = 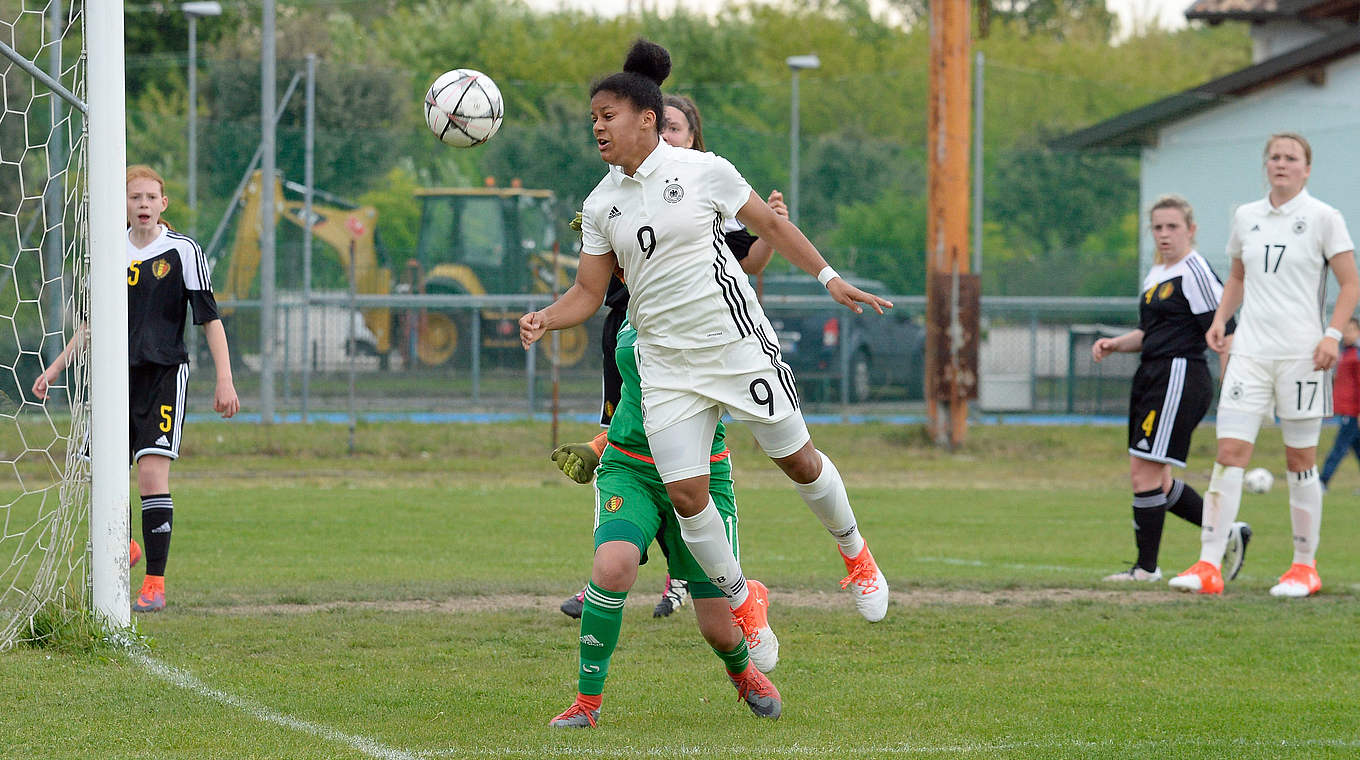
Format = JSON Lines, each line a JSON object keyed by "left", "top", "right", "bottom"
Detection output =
{"left": 0, "top": 0, "right": 127, "bottom": 649}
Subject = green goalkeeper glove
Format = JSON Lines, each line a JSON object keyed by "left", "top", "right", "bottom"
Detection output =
{"left": 551, "top": 441, "right": 600, "bottom": 484}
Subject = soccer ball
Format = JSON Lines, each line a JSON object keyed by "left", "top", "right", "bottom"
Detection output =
{"left": 1244, "top": 467, "right": 1274, "bottom": 494}
{"left": 424, "top": 69, "right": 504, "bottom": 148}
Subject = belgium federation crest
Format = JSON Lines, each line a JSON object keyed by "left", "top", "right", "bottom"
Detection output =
{"left": 604, "top": 495, "right": 624, "bottom": 513}
{"left": 1157, "top": 282, "right": 1174, "bottom": 300}
{"left": 151, "top": 259, "right": 172, "bottom": 279}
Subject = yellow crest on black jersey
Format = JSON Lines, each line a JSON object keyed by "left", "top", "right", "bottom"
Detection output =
{"left": 1157, "top": 282, "right": 1174, "bottom": 300}
{"left": 152, "top": 259, "right": 172, "bottom": 280}
{"left": 604, "top": 495, "right": 623, "bottom": 513}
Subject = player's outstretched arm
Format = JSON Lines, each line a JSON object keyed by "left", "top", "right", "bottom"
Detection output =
{"left": 202, "top": 319, "right": 240, "bottom": 419}
{"left": 520, "top": 250, "right": 616, "bottom": 349}
{"left": 736, "top": 191, "right": 892, "bottom": 316}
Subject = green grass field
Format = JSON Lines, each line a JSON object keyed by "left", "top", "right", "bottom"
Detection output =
{"left": 4, "top": 422, "right": 1360, "bottom": 759}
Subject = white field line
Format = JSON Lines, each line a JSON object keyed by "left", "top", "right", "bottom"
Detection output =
{"left": 128, "top": 650, "right": 420, "bottom": 760}
{"left": 418, "top": 737, "right": 1360, "bottom": 758}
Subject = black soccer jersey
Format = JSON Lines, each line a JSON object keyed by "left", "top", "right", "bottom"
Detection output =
{"left": 1138, "top": 251, "right": 1234, "bottom": 362}
{"left": 127, "top": 226, "right": 219, "bottom": 367}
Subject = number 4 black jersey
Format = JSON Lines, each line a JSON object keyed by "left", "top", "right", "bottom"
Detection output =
{"left": 1138, "top": 250, "right": 1233, "bottom": 362}
{"left": 126, "top": 226, "right": 219, "bottom": 367}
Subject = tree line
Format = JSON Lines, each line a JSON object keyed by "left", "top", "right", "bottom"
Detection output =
{"left": 121, "top": 0, "right": 1251, "bottom": 297}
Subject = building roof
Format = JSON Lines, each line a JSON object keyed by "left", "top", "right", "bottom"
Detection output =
{"left": 1186, "top": 0, "right": 1360, "bottom": 22}
{"left": 1050, "top": 25, "right": 1360, "bottom": 150}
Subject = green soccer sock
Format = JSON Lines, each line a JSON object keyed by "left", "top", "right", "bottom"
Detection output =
{"left": 712, "top": 639, "right": 750, "bottom": 675}
{"left": 578, "top": 582, "right": 627, "bottom": 696}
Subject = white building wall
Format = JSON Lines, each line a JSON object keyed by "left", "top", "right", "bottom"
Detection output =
{"left": 1138, "top": 54, "right": 1360, "bottom": 287}
{"left": 1250, "top": 20, "right": 1352, "bottom": 63}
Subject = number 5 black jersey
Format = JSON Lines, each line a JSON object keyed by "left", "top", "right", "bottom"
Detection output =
{"left": 126, "top": 225, "right": 219, "bottom": 367}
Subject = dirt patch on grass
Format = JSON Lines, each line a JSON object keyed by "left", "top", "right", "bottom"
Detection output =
{"left": 194, "top": 587, "right": 1178, "bottom": 617}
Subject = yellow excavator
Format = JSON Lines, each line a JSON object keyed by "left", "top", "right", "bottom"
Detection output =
{"left": 221, "top": 172, "right": 589, "bottom": 367}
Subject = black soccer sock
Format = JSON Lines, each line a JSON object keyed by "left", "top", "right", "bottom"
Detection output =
{"left": 140, "top": 493, "right": 173, "bottom": 577}
{"left": 1166, "top": 479, "right": 1203, "bottom": 526}
{"left": 1132, "top": 488, "right": 1168, "bottom": 573}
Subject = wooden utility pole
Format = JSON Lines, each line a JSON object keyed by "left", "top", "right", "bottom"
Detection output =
{"left": 926, "top": 0, "right": 980, "bottom": 448}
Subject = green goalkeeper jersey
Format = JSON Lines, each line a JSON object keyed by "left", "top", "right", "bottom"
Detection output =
{"left": 607, "top": 322, "right": 727, "bottom": 461}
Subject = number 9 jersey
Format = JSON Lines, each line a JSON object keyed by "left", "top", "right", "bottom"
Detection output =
{"left": 580, "top": 141, "right": 762, "bottom": 350}
{"left": 1226, "top": 189, "right": 1354, "bottom": 359}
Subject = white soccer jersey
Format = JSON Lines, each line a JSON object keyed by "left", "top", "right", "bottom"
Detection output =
{"left": 1226, "top": 189, "right": 1354, "bottom": 359}
{"left": 581, "top": 141, "right": 763, "bottom": 349}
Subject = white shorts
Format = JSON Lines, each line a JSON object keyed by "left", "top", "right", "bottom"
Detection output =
{"left": 636, "top": 324, "right": 801, "bottom": 434}
{"left": 1217, "top": 354, "right": 1330, "bottom": 442}
{"left": 638, "top": 325, "right": 810, "bottom": 482}
{"left": 647, "top": 408, "right": 810, "bottom": 482}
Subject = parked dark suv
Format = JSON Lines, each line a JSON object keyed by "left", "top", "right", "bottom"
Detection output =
{"left": 756, "top": 273, "right": 925, "bottom": 402}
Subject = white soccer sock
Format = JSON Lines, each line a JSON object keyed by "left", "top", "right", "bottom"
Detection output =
{"left": 1198, "top": 463, "right": 1243, "bottom": 567}
{"left": 793, "top": 451, "right": 866, "bottom": 558}
{"left": 674, "top": 499, "right": 749, "bottom": 608}
{"left": 1287, "top": 467, "right": 1322, "bottom": 566}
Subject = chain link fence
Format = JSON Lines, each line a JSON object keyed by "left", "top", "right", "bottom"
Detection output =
{"left": 185, "top": 295, "right": 1217, "bottom": 423}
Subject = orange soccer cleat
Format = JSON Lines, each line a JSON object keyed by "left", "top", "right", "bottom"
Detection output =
{"left": 1269, "top": 562, "right": 1321, "bottom": 598}
{"left": 1168, "top": 560, "right": 1224, "bottom": 594}
{"left": 840, "top": 543, "right": 889, "bottom": 621}
{"left": 133, "top": 574, "right": 165, "bottom": 612}
{"left": 731, "top": 579, "right": 778, "bottom": 673}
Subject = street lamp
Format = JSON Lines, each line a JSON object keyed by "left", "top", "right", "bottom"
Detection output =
{"left": 182, "top": 1, "right": 221, "bottom": 238}
{"left": 785, "top": 54, "right": 820, "bottom": 225}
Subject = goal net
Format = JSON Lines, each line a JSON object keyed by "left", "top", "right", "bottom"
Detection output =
{"left": 0, "top": 0, "right": 96, "bottom": 649}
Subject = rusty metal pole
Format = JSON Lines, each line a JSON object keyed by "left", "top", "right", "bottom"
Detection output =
{"left": 926, "top": 0, "right": 977, "bottom": 448}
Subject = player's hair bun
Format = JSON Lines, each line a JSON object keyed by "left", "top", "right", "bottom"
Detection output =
{"left": 623, "top": 39, "right": 670, "bottom": 87}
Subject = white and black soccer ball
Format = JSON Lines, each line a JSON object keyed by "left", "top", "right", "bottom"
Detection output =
{"left": 1244, "top": 467, "right": 1274, "bottom": 494}
{"left": 424, "top": 69, "right": 504, "bottom": 148}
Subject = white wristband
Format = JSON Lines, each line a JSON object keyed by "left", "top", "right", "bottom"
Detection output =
{"left": 816, "top": 266, "right": 840, "bottom": 287}
{"left": 1325, "top": 327, "right": 1343, "bottom": 341}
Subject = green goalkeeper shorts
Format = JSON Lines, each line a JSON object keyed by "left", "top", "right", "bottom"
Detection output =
{"left": 592, "top": 449, "right": 738, "bottom": 600}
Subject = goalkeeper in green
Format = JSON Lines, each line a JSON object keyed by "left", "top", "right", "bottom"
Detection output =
{"left": 547, "top": 321, "right": 781, "bottom": 727}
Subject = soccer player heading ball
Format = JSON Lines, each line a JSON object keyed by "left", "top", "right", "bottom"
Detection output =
{"left": 521, "top": 38, "right": 892, "bottom": 638}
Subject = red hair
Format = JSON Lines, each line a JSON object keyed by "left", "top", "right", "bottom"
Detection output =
{"left": 126, "top": 164, "right": 165, "bottom": 192}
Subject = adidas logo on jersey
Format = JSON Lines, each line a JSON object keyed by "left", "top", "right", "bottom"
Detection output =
{"left": 1251, "top": 224, "right": 1260, "bottom": 232}
{"left": 150, "top": 521, "right": 171, "bottom": 534}
{"left": 608, "top": 206, "right": 621, "bottom": 219}
{"left": 580, "top": 634, "right": 604, "bottom": 647}
{"left": 1136, "top": 438, "right": 1151, "bottom": 451}
{"left": 155, "top": 435, "right": 171, "bottom": 447}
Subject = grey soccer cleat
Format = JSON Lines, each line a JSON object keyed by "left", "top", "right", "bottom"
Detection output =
{"left": 727, "top": 663, "right": 781, "bottom": 719}
{"left": 560, "top": 586, "right": 585, "bottom": 619}
{"left": 1222, "top": 522, "right": 1252, "bottom": 581}
{"left": 549, "top": 700, "right": 600, "bottom": 728}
